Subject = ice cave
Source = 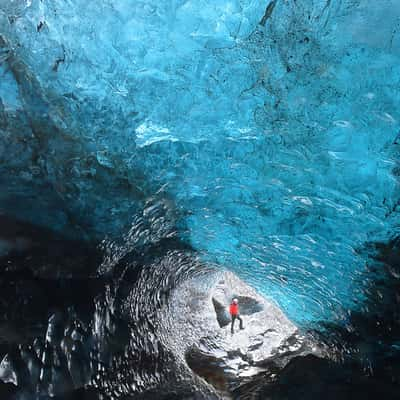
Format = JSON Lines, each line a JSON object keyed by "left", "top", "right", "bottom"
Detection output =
{"left": 0, "top": 0, "right": 399, "bottom": 399}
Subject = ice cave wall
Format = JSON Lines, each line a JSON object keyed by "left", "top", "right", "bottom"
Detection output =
{"left": 0, "top": 0, "right": 400, "bottom": 322}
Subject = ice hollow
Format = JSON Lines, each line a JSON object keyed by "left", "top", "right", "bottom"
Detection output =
{"left": 0, "top": 0, "right": 399, "bottom": 324}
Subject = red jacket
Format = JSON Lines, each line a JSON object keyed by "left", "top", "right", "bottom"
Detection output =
{"left": 229, "top": 303, "right": 239, "bottom": 316}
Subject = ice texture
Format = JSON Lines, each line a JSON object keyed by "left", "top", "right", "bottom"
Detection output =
{"left": 0, "top": 0, "right": 400, "bottom": 323}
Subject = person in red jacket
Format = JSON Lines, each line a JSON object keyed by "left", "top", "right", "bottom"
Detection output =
{"left": 229, "top": 298, "right": 244, "bottom": 334}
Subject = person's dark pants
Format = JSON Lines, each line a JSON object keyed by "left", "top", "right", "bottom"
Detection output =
{"left": 231, "top": 314, "right": 243, "bottom": 333}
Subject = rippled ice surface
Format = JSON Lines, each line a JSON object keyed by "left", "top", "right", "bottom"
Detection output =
{"left": 0, "top": 0, "right": 400, "bottom": 328}
{"left": 130, "top": 1, "right": 400, "bottom": 325}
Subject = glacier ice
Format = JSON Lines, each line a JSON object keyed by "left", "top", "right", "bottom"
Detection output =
{"left": 0, "top": 0, "right": 400, "bottom": 324}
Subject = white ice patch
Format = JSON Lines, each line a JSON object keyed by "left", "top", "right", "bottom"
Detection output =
{"left": 135, "top": 122, "right": 178, "bottom": 147}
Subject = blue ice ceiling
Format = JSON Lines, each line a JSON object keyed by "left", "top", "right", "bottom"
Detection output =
{"left": 0, "top": 0, "right": 400, "bottom": 324}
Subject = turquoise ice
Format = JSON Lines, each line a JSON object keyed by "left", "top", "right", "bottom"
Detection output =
{"left": 0, "top": 0, "right": 399, "bottom": 324}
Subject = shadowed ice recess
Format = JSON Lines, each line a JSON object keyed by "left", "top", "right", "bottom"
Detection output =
{"left": 0, "top": 0, "right": 400, "bottom": 326}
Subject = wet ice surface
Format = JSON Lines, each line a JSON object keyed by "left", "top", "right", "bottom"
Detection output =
{"left": 0, "top": 218, "right": 320, "bottom": 399}
{"left": 1, "top": 218, "right": 399, "bottom": 400}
